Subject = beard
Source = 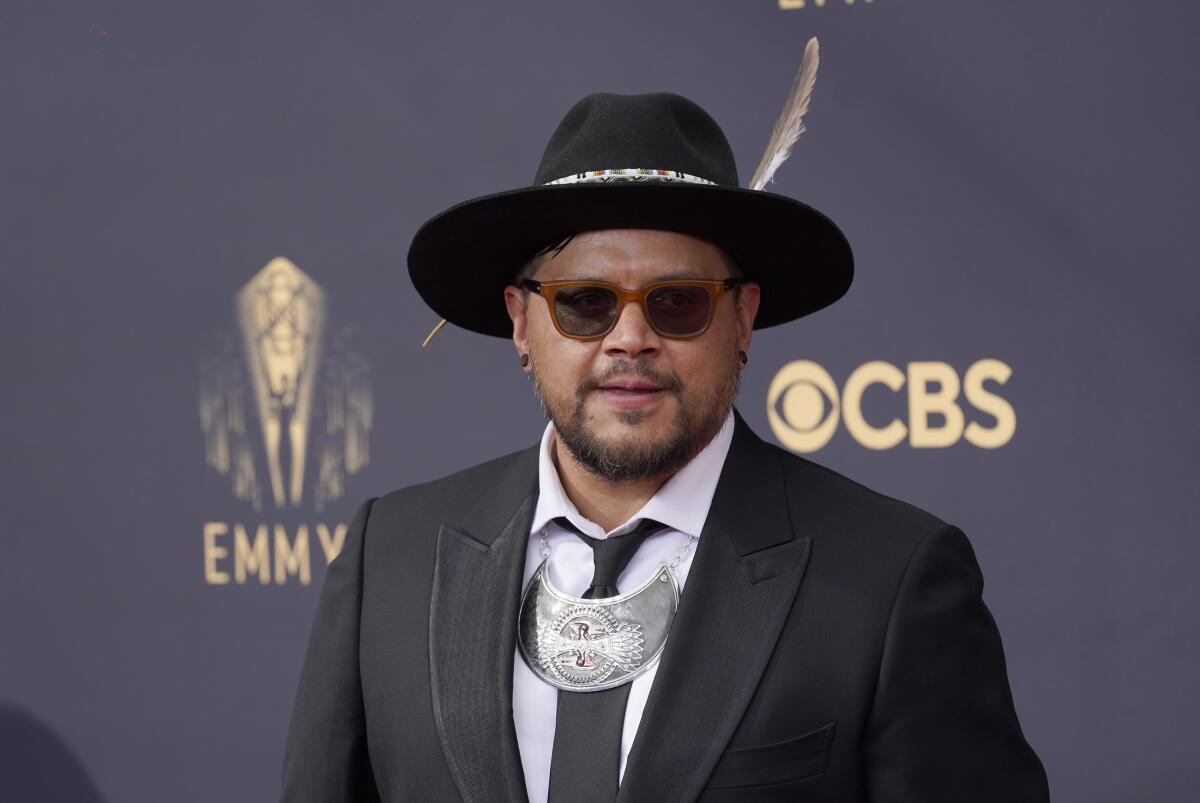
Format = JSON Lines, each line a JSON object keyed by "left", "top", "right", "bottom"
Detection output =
{"left": 528, "top": 344, "right": 742, "bottom": 483}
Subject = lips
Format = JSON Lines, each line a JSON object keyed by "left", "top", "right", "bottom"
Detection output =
{"left": 593, "top": 378, "right": 668, "bottom": 411}
{"left": 598, "top": 380, "right": 665, "bottom": 392}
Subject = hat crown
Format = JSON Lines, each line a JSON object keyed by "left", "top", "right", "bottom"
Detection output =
{"left": 532, "top": 92, "right": 740, "bottom": 187}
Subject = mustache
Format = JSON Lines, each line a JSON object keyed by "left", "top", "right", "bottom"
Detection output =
{"left": 577, "top": 360, "right": 684, "bottom": 396}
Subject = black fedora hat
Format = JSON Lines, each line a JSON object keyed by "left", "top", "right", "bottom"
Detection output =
{"left": 407, "top": 90, "right": 853, "bottom": 338}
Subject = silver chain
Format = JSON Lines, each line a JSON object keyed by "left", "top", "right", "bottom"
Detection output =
{"left": 669, "top": 534, "right": 699, "bottom": 570}
{"left": 539, "top": 525, "right": 698, "bottom": 569}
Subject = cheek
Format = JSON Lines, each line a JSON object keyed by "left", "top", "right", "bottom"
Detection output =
{"left": 714, "top": 304, "right": 744, "bottom": 343}
{"left": 673, "top": 328, "right": 737, "bottom": 378}
{"left": 530, "top": 330, "right": 592, "bottom": 392}
{"left": 667, "top": 347, "right": 721, "bottom": 393}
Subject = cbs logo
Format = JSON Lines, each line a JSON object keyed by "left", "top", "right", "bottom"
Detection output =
{"left": 767, "top": 359, "right": 1016, "bottom": 452}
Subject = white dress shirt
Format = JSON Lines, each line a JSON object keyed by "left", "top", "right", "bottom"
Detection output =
{"left": 512, "top": 411, "right": 735, "bottom": 803}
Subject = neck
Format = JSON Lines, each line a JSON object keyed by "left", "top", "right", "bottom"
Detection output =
{"left": 552, "top": 437, "right": 673, "bottom": 532}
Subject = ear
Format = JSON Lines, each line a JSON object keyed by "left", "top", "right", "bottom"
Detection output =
{"left": 734, "top": 281, "right": 761, "bottom": 353}
{"left": 503, "top": 285, "right": 531, "bottom": 372}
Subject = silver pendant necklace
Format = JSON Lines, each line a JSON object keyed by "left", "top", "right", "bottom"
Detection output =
{"left": 517, "top": 529, "right": 697, "bottom": 692}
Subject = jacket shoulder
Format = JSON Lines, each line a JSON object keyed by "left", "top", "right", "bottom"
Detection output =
{"left": 757, "top": 439, "right": 970, "bottom": 613}
{"left": 769, "top": 438, "right": 950, "bottom": 545}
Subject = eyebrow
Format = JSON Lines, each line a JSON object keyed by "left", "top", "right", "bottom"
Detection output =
{"left": 554, "top": 270, "right": 708, "bottom": 283}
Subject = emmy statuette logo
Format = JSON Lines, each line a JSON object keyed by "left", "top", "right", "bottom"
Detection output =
{"left": 197, "top": 258, "right": 373, "bottom": 587}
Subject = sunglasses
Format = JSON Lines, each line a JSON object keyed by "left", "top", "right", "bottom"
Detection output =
{"left": 519, "top": 277, "right": 745, "bottom": 341}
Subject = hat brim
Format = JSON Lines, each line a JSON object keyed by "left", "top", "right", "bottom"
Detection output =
{"left": 407, "top": 182, "right": 853, "bottom": 338}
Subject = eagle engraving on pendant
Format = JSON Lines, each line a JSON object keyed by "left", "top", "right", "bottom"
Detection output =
{"left": 534, "top": 605, "right": 645, "bottom": 687}
{"left": 518, "top": 559, "right": 680, "bottom": 692}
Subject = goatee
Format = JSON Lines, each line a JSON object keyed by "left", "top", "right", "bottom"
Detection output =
{"left": 528, "top": 349, "right": 741, "bottom": 483}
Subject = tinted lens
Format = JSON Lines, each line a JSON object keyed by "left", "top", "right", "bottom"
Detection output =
{"left": 552, "top": 285, "right": 620, "bottom": 336}
{"left": 646, "top": 285, "right": 713, "bottom": 336}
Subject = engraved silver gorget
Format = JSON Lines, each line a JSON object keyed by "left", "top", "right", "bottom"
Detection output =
{"left": 517, "top": 559, "right": 679, "bottom": 692}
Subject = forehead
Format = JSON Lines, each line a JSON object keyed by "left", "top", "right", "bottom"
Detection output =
{"left": 530, "top": 229, "right": 734, "bottom": 283}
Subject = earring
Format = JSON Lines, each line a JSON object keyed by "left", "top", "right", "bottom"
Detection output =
{"left": 738, "top": 350, "right": 748, "bottom": 365}
{"left": 520, "top": 353, "right": 530, "bottom": 367}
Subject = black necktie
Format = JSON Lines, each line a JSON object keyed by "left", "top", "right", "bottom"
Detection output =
{"left": 546, "top": 516, "right": 665, "bottom": 803}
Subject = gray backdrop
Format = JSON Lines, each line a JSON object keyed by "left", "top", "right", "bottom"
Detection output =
{"left": 2, "top": 1, "right": 1197, "bottom": 801}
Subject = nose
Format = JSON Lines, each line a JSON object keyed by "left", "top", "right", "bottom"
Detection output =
{"left": 601, "top": 298, "right": 662, "bottom": 359}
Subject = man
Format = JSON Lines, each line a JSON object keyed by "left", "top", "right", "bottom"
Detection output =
{"left": 282, "top": 91, "right": 1050, "bottom": 802}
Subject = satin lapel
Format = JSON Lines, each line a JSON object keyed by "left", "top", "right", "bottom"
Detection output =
{"left": 429, "top": 445, "right": 539, "bottom": 803}
{"left": 618, "top": 411, "right": 812, "bottom": 802}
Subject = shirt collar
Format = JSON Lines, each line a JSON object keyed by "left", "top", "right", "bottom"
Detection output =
{"left": 529, "top": 410, "right": 735, "bottom": 540}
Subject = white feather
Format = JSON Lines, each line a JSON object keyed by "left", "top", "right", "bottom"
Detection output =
{"left": 750, "top": 37, "right": 820, "bottom": 191}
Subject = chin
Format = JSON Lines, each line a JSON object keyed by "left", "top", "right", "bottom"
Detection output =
{"left": 590, "top": 407, "right": 680, "bottom": 446}
{"left": 590, "top": 399, "right": 671, "bottom": 429}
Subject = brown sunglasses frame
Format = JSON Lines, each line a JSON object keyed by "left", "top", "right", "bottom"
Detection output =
{"left": 518, "top": 277, "right": 745, "bottom": 341}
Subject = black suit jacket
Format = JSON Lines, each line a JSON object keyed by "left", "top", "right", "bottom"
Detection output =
{"left": 282, "top": 411, "right": 1049, "bottom": 802}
